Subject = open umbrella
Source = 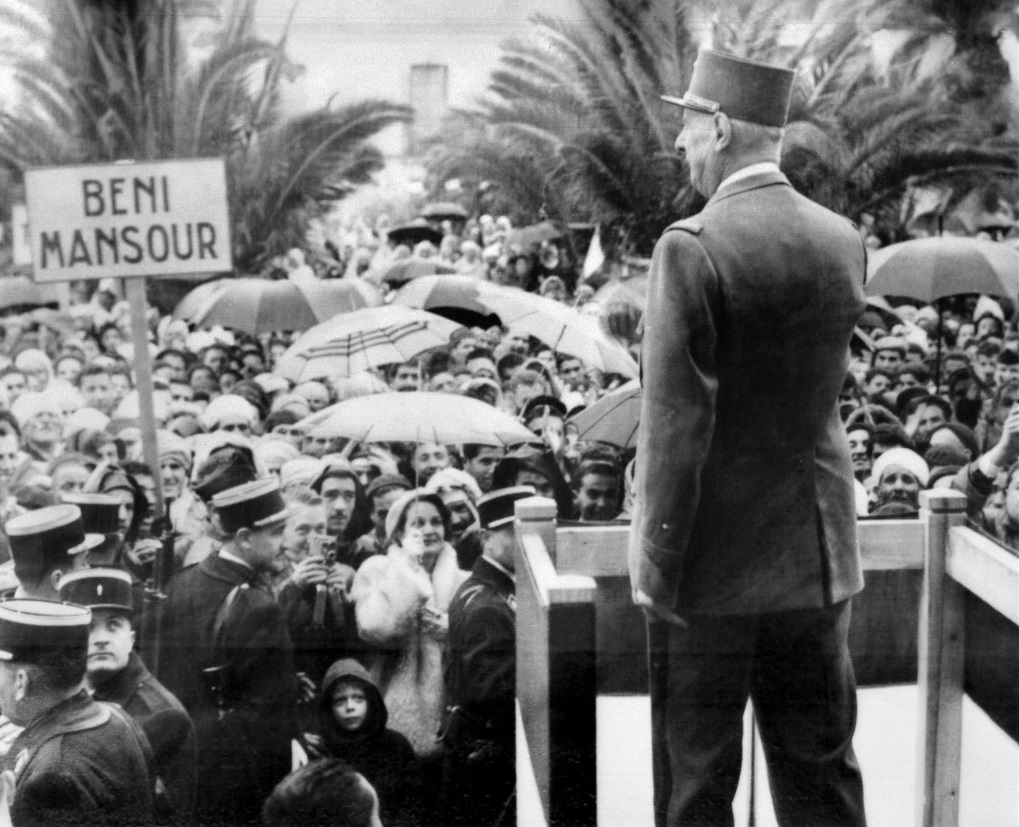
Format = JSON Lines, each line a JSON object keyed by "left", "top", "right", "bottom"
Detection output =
{"left": 504, "top": 220, "right": 562, "bottom": 250}
{"left": 175, "top": 277, "right": 381, "bottom": 333}
{"left": 392, "top": 276, "right": 638, "bottom": 378}
{"left": 378, "top": 258, "right": 457, "bottom": 288}
{"left": 569, "top": 380, "right": 641, "bottom": 449}
{"left": 594, "top": 275, "right": 649, "bottom": 310}
{"left": 273, "top": 305, "right": 462, "bottom": 383}
{"left": 387, "top": 219, "right": 443, "bottom": 248}
{"left": 0, "top": 276, "right": 62, "bottom": 311}
{"left": 866, "top": 236, "right": 1019, "bottom": 385}
{"left": 171, "top": 278, "right": 230, "bottom": 322}
{"left": 421, "top": 202, "right": 468, "bottom": 222}
{"left": 302, "top": 391, "right": 537, "bottom": 448}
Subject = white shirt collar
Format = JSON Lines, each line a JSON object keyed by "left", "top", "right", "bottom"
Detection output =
{"left": 218, "top": 547, "right": 253, "bottom": 570}
{"left": 716, "top": 161, "right": 781, "bottom": 195}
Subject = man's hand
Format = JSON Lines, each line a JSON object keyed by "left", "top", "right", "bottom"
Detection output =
{"left": 633, "top": 589, "right": 687, "bottom": 627}
{"left": 290, "top": 556, "right": 329, "bottom": 588}
{"left": 325, "top": 562, "right": 355, "bottom": 594}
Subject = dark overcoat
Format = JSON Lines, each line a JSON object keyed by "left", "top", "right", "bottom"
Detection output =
{"left": 157, "top": 552, "right": 297, "bottom": 826}
{"left": 630, "top": 168, "right": 867, "bottom": 615}
{"left": 92, "top": 650, "right": 196, "bottom": 822}
{"left": 2, "top": 689, "right": 155, "bottom": 827}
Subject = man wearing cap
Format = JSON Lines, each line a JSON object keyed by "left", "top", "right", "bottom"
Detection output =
{"left": 632, "top": 49, "right": 867, "bottom": 825}
{"left": 61, "top": 492, "right": 123, "bottom": 567}
{"left": 0, "top": 599, "right": 155, "bottom": 827}
{"left": 442, "top": 485, "right": 534, "bottom": 827}
{"left": 59, "top": 567, "right": 197, "bottom": 823}
{"left": 352, "top": 473, "right": 414, "bottom": 559}
{"left": 5, "top": 505, "right": 103, "bottom": 600}
{"left": 158, "top": 478, "right": 299, "bottom": 826}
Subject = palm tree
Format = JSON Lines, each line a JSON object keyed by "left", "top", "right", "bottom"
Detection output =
{"left": 0, "top": 0, "right": 411, "bottom": 276}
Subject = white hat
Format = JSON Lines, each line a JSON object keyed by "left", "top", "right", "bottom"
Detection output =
{"left": 872, "top": 447, "right": 930, "bottom": 488}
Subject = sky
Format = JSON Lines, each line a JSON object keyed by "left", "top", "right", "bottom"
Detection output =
{"left": 253, "top": 0, "right": 581, "bottom": 116}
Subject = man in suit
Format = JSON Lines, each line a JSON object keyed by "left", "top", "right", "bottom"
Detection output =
{"left": 630, "top": 49, "right": 868, "bottom": 826}
{"left": 0, "top": 599, "right": 155, "bottom": 827}
{"left": 442, "top": 485, "right": 534, "bottom": 827}
{"left": 158, "top": 477, "right": 299, "bottom": 826}
{"left": 59, "top": 566, "right": 197, "bottom": 823}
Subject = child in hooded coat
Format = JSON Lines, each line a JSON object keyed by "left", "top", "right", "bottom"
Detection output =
{"left": 305, "top": 658, "right": 423, "bottom": 827}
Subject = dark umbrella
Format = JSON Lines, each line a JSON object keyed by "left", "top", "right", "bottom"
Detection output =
{"left": 421, "top": 202, "right": 468, "bottom": 222}
{"left": 387, "top": 219, "right": 443, "bottom": 248}
{"left": 0, "top": 276, "right": 62, "bottom": 311}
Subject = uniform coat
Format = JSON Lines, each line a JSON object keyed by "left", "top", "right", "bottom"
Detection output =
{"left": 631, "top": 167, "right": 868, "bottom": 827}
{"left": 441, "top": 555, "right": 515, "bottom": 827}
{"left": 157, "top": 552, "right": 297, "bottom": 826}
{"left": 2, "top": 689, "right": 155, "bottom": 827}
{"left": 92, "top": 650, "right": 197, "bottom": 822}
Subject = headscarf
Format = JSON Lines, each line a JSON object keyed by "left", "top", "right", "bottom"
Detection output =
{"left": 13, "top": 349, "right": 53, "bottom": 390}
{"left": 872, "top": 447, "right": 930, "bottom": 487}
{"left": 199, "top": 394, "right": 260, "bottom": 431}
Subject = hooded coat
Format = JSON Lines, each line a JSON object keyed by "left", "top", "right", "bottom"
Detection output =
{"left": 313, "top": 658, "right": 422, "bottom": 827}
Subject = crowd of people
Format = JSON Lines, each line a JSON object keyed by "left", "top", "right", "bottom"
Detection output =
{"left": 0, "top": 203, "right": 1012, "bottom": 826}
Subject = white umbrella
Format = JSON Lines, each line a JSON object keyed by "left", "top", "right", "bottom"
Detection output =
{"left": 273, "top": 306, "right": 462, "bottom": 383}
{"left": 302, "top": 391, "right": 537, "bottom": 448}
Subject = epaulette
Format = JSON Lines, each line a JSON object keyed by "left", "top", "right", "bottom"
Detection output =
{"left": 665, "top": 216, "right": 704, "bottom": 235}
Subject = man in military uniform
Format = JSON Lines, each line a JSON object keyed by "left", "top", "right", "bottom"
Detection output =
{"left": 442, "top": 485, "right": 535, "bottom": 827}
{"left": 4, "top": 504, "right": 103, "bottom": 599}
{"left": 0, "top": 598, "right": 155, "bottom": 827}
{"left": 631, "top": 50, "right": 868, "bottom": 825}
{"left": 158, "top": 477, "right": 299, "bottom": 826}
{"left": 59, "top": 566, "right": 197, "bottom": 823}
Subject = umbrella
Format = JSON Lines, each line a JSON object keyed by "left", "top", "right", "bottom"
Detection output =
{"left": 866, "top": 236, "right": 1019, "bottom": 386}
{"left": 273, "top": 305, "right": 462, "bottom": 383}
{"left": 378, "top": 258, "right": 457, "bottom": 288}
{"left": 421, "top": 202, "right": 468, "bottom": 222}
{"left": 865, "top": 237, "right": 1018, "bottom": 303}
{"left": 387, "top": 219, "right": 443, "bottom": 248}
{"left": 569, "top": 380, "right": 641, "bottom": 449}
{"left": 392, "top": 276, "right": 638, "bottom": 378}
{"left": 174, "top": 277, "right": 381, "bottom": 333}
{"left": 0, "top": 276, "right": 62, "bottom": 310}
{"left": 303, "top": 391, "right": 537, "bottom": 448}
{"left": 594, "top": 275, "right": 649, "bottom": 310}
{"left": 505, "top": 220, "right": 562, "bottom": 250}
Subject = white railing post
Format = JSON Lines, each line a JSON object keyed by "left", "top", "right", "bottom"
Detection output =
{"left": 916, "top": 489, "right": 967, "bottom": 827}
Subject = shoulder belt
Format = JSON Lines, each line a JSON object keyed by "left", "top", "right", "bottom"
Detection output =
{"left": 459, "top": 582, "right": 487, "bottom": 611}
{"left": 211, "top": 584, "right": 247, "bottom": 649}
{"left": 665, "top": 216, "right": 704, "bottom": 235}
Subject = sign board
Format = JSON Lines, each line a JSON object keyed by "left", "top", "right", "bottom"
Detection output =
{"left": 24, "top": 158, "right": 231, "bottom": 282}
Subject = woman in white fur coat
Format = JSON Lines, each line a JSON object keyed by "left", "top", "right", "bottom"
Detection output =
{"left": 351, "top": 488, "right": 468, "bottom": 762}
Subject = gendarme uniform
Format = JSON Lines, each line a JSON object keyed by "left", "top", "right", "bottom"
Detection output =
{"left": 157, "top": 478, "right": 298, "bottom": 827}
{"left": 442, "top": 486, "right": 534, "bottom": 827}
{"left": 0, "top": 599, "right": 155, "bottom": 827}
{"left": 59, "top": 567, "right": 197, "bottom": 824}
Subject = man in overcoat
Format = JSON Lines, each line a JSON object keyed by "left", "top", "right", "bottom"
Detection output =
{"left": 630, "top": 49, "right": 868, "bottom": 826}
{"left": 158, "top": 478, "right": 298, "bottom": 826}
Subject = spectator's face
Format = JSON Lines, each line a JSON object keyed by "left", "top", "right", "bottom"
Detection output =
{"left": 283, "top": 504, "right": 327, "bottom": 562}
{"left": 863, "top": 373, "right": 889, "bottom": 397}
{"left": 96, "top": 290, "right": 116, "bottom": 311}
{"left": 216, "top": 415, "right": 251, "bottom": 437}
{"left": 895, "top": 372, "right": 923, "bottom": 392}
{"left": 402, "top": 501, "right": 445, "bottom": 556}
{"left": 371, "top": 487, "right": 404, "bottom": 533}
{"left": 321, "top": 475, "right": 357, "bottom": 537}
{"left": 995, "top": 362, "right": 1019, "bottom": 388}
{"left": 535, "top": 350, "right": 556, "bottom": 373}
{"left": 512, "top": 381, "right": 542, "bottom": 412}
{"left": 28, "top": 410, "right": 62, "bottom": 445}
{"left": 1, "top": 372, "right": 26, "bottom": 402}
{"left": 81, "top": 373, "right": 114, "bottom": 415}
{"left": 163, "top": 354, "right": 187, "bottom": 382}
{"left": 846, "top": 428, "right": 872, "bottom": 478}
{"left": 56, "top": 358, "right": 83, "bottom": 385}
{"left": 219, "top": 373, "right": 240, "bottom": 394}
{"left": 451, "top": 337, "right": 477, "bottom": 364}
{"left": 467, "top": 358, "right": 496, "bottom": 381}
{"left": 53, "top": 462, "right": 90, "bottom": 501}
{"left": 241, "top": 353, "right": 264, "bottom": 378}
{"left": 464, "top": 447, "right": 503, "bottom": 493}
{"left": 412, "top": 443, "right": 450, "bottom": 485}
{"left": 160, "top": 458, "right": 188, "bottom": 500}
{"left": 975, "top": 354, "right": 996, "bottom": 384}
{"left": 928, "top": 428, "right": 970, "bottom": 459}
{"left": 301, "top": 389, "right": 329, "bottom": 412}
{"left": 559, "top": 358, "right": 585, "bottom": 390}
{"left": 876, "top": 468, "right": 921, "bottom": 509}
{"left": 576, "top": 472, "right": 620, "bottom": 521}
{"left": 100, "top": 327, "right": 123, "bottom": 354}
{"left": 190, "top": 368, "right": 218, "bottom": 396}
{"left": 915, "top": 403, "right": 947, "bottom": 440}
{"left": 392, "top": 364, "right": 420, "bottom": 392}
{"left": 483, "top": 525, "right": 517, "bottom": 573}
{"left": 203, "top": 347, "right": 228, "bottom": 373}
{"left": 87, "top": 610, "right": 135, "bottom": 680}
{"left": 0, "top": 434, "right": 19, "bottom": 482}
{"left": 976, "top": 317, "right": 1001, "bottom": 339}
{"left": 507, "top": 334, "right": 529, "bottom": 355}
{"left": 428, "top": 373, "right": 456, "bottom": 393}
{"left": 873, "top": 350, "right": 903, "bottom": 371}
{"left": 110, "top": 488, "right": 136, "bottom": 534}
{"left": 109, "top": 373, "right": 131, "bottom": 403}
{"left": 516, "top": 469, "right": 555, "bottom": 500}
{"left": 441, "top": 490, "right": 475, "bottom": 538}
{"left": 331, "top": 681, "right": 369, "bottom": 732}
{"left": 956, "top": 323, "right": 976, "bottom": 350}
{"left": 302, "top": 433, "right": 331, "bottom": 458}
{"left": 97, "top": 439, "right": 120, "bottom": 465}
{"left": 169, "top": 382, "right": 194, "bottom": 410}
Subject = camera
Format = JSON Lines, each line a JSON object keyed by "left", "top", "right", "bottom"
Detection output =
{"left": 309, "top": 534, "right": 336, "bottom": 564}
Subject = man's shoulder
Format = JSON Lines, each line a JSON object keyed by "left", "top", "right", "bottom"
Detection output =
{"left": 662, "top": 216, "right": 705, "bottom": 236}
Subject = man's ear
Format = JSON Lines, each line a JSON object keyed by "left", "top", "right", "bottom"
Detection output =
{"left": 234, "top": 527, "right": 252, "bottom": 549}
{"left": 14, "top": 667, "right": 30, "bottom": 702}
{"left": 713, "top": 111, "right": 732, "bottom": 150}
{"left": 49, "top": 569, "right": 65, "bottom": 594}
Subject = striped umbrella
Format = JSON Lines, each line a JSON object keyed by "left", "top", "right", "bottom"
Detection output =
{"left": 273, "top": 305, "right": 462, "bottom": 383}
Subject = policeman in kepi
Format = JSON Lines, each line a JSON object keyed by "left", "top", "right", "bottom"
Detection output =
{"left": 0, "top": 599, "right": 156, "bottom": 827}
{"left": 59, "top": 566, "right": 197, "bottom": 823}
{"left": 441, "top": 485, "right": 535, "bottom": 827}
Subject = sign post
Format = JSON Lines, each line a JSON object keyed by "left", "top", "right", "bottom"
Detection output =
{"left": 24, "top": 158, "right": 232, "bottom": 524}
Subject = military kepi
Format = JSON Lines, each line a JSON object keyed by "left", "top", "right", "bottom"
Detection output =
{"left": 0, "top": 599, "right": 91, "bottom": 660}
{"left": 58, "top": 568, "right": 134, "bottom": 614}
{"left": 662, "top": 49, "right": 794, "bottom": 127}
{"left": 6, "top": 505, "right": 104, "bottom": 586}
{"left": 477, "top": 486, "right": 537, "bottom": 530}
{"left": 212, "top": 478, "right": 295, "bottom": 535}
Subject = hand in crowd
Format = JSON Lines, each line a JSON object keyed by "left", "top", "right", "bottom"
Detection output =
{"left": 130, "top": 538, "right": 162, "bottom": 568}
{"left": 301, "top": 732, "right": 327, "bottom": 760}
{"left": 295, "top": 672, "right": 317, "bottom": 705}
{"left": 999, "top": 403, "right": 1019, "bottom": 455}
{"left": 325, "top": 562, "right": 355, "bottom": 595}
{"left": 290, "top": 555, "right": 331, "bottom": 588}
{"left": 0, "top": 718, "right": 20, "bottom": 758}
{"left": 421, "top": 604, "right": 449, "bottom": 641}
